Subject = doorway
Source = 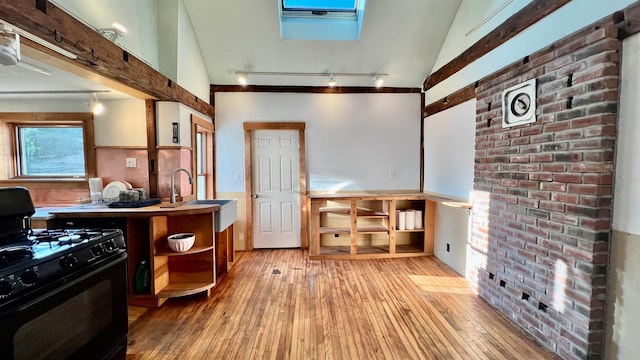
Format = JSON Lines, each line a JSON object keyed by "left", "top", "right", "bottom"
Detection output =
{"left": 243, "top": 122, "right": 307, "bottom": 249}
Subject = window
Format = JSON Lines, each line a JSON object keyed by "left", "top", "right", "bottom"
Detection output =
{"left": 282, "top": 0, "right": 357, "bottom": 12}
{"left": 191, "top": 114, "right": 214, "bottom": 199}
{"left": 0, "top": 112, "right": 96, "bottom": 186}
{"left": 279, "top": 0, "right": 366, "bottom": 40}
{"left": 16, "top": 126, "right": 86, "bottom": 176}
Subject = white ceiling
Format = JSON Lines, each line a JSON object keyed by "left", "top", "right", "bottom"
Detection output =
{"left": 0, "top": 0, "right": 463, "bottom": 99}
{"left": 183, "top": 0, "right": 462, "bottom": 88}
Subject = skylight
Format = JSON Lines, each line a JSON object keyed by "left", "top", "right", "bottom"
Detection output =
{"left": 279, "top": 0, "right": 366, "bottom": 41}
{"left": 282, "top": 0, "right": 357, "bottom": 12}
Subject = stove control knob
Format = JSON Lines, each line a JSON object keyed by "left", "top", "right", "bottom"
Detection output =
{"left": 91, "top": 245, "right": 104, "bottom": 257}
{"left": 60, "top": 255, "right": 78, "bottom": 270}
{"left": 104, "top": 239, "right": 117, "bottom": 253}
{"left": 20, "top": 270, "right": 38, "bottom": 286}
{"left": 0, "top": 280, "right": 13, "bottom": 297}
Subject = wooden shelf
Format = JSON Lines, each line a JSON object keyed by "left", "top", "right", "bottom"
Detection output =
{"left": 319, "top": 226, "right": 351, "bottom": 234}
{"left": 157, "top": 282, "right": 216, "bottom": 298}
{"left": 155, "top": 245, "right": 215, "bottom": 256}
{"left": 309, "top": 193, "right": 436, "bottom": 259}
{"left": 356, "top": 225, "right": 389, "bottom": 234}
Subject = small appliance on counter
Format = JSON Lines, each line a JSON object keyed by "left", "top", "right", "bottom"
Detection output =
{"left": 0, "top": 186, "right": 128, "bottom": 359}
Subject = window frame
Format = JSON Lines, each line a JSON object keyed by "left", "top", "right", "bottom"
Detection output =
{"left": 191, "top": 114, "right": 214, "bottom": 199}
{"left": 0, "top": 112, "right": 96, "bottom": 189}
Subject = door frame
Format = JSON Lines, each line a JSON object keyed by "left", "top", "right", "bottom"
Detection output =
{"left": 243, "top": 122, "right": 307, "bottom": 250}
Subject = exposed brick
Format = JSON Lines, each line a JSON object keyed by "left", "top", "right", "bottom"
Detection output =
{"left": 553, "top": 174, "right": 583, "bottom": 183}
{"left": 540, "top": 201, "right": 565, "bottom": 212}
{"left": 555, "top": 129, "right": 584, "bottom": 140}
{"left": 554, "top": 153, "right": 583, "bottom": 162}
{"left": 531, "top": 173, "right": 553, "bottom": 181}
{"left": 556, "top": 109, "right": 587, "bottom": 122}
{"left": 531, "top": 154, "right": 554, "bottom": 162}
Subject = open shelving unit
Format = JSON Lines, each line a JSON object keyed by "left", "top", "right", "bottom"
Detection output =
{"left": 309, "top": 193, "right": 439, "bottom": 260}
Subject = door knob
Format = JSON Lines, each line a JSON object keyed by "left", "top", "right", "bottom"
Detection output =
{"left": 252, "top": 194, "right": 259, "bottom": 199}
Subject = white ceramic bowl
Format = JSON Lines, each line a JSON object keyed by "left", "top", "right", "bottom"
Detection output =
{"left": 167, "top": 233, "right": 195, "bottom": 252}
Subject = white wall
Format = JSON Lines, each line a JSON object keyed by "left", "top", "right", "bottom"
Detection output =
{"left": 52, "top": 0, "right": 160, "bottom": 70}
{"left": 214, "top": 92, "right": 421, "bottom": 193}
{"left": 157, "top": 101, "right": 212, "bottom": 147}
{"left": 605, "top": 33, "right": 640, "bottom": 360}
{"left": 0, "top": 99, "right": 148, "bottom": 147}
{"left": 94, "top": 99, "right": 147, "bottom": 147}
{"left": 424, "top": 99, "right": 476, "bottom": 200}
{"left": 176, "top": 0, "right": 210, "bottom": 101}
{"left": 427, "top": 0, "right": 638, "bottom": 103}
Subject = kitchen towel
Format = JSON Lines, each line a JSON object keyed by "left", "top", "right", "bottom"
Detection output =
{"left": 398, "top": 211, "right": 406, "bottom": 230}
{"left": 405, "top": 210, "right": 415, "bottom": 230}
{"left": 415, "top": 210, "right": 423, "bottom": 229}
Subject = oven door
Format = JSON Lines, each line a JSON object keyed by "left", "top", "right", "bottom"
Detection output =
{"left": 0, "top": 253, "right": 128, "bottom": 360}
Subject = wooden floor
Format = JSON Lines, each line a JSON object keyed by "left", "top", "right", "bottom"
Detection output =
{"left": 126, "top": 249, "right": 559, "bottom": 360}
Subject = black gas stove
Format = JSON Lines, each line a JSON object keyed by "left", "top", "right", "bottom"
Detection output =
{"left": 0, "top": 187, "right": 128, "bottom": 360}
{"left": 0, "top": 228, "right": 125, "bottom": 305}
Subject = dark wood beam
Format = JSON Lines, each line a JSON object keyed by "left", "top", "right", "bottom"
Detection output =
{"left": 424, "top": 84, "right": 477, "bottom": 117}
{"left": 615, "top": 1, "right": 640, "bottom": 39}
{"left": 145, "top": 99, "right": 158, "bottom": 198}
{"left": 0, "top": 1, "right": 213, "bottom": 117}
{"left": 212, "top": 85, "right": 421, "bottom": 94}
{"left": 423, "top": 0, "right": 571, "bottom": 91}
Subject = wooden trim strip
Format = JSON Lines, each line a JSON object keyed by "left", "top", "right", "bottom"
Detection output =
{"left": 424, "top": 84, "right": 477, "bottom": 117}
{"left": 95, "top": 146, "right": 149, "bottom": 150}
{"left": 243, "top": 122, "right": 306, "bottom": 131}
{"left": 213, "top": 85, "right": 421, "bottom": 94}
{"left": 0, "top": 2, "right": 214, "bottom": 117}
{"left": 423, "top": 0, "right": 571, "bottom": 90}
{"left": 146, "top": 100, "right": 158, "bottom": 198}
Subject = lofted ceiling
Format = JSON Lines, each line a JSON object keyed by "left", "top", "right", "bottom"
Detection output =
{"left": 183, "top": 0, "right": 462, "bottom": 88}
{"left": 0, "top": 0, "right": 462, "bottom": 100}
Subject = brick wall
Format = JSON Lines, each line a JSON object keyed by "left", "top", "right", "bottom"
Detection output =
{"left": 469, "top": 20, "right": 619, "bottom": 359}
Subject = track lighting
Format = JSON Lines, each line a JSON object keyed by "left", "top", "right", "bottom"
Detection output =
{"left": 234, "top": 71, "right": 388, "bottom": 87}
{"left": 98, "top": 22, "right": 128, "bottom": 42}
{"left": 238, "top": 73, "right": 248, "bottom": 86}
{"left": 328, "top": 74, "right": 337, "bottom": 87}
{"left": 89, "top": 92, "right": 104, "bottom": 115}
{"left": 373, "top": 75, "right": 384, "bottom": 88}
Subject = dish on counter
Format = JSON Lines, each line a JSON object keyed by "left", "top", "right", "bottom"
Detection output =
{"left": 102, "top": 181, "right": 133, "bottom": 200}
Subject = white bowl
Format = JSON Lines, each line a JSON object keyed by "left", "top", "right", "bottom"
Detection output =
{"left": 167, "top": 233, "right": 195, "bottom": 252}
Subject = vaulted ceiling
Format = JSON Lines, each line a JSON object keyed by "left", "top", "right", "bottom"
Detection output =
{"left": 0, "top": 0, "right": 462, "bottom": 100}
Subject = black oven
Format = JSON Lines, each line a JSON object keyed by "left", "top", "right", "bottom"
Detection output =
{"left": 0, "top": 187, "right": 129, "bottom": 360}
{"left": 0, "top": 252, "right": 127, "bottom": 360}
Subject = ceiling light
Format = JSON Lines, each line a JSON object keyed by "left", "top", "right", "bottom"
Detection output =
{"left": 238, "top": 73, "right": 248, "bottom": 86}
{"left": 373, "top": 75, "right": 384, "bottom": 88}
{"left": 99, "top": 22, "right": 128, "bottom": 42}
{"left": 233, "top": 71, "right": 388, "bottom": 87}
{"left": 1, "top": 21, "right": 77, "bottom": 60}
{"left": 89, "top": 92, "right": 104, "bottom": 115}
{"left": 328, "top": 74, "right": 336, "bottom": 87}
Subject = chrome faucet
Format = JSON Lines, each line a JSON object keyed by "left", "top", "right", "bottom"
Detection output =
{"left": 170, "top": 168, "right": 193, "bottom": 203}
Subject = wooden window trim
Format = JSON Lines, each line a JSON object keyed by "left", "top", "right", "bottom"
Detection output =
{"left": 0, "top": 112, "right": 96, "bottom": 188}
{"left": 191, "top": 114, "right": 214, "bottom": 199}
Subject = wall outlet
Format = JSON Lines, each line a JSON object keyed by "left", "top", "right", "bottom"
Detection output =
{"left": 126, "top": 158, "right": 137, "bottom": 168}
{"left": 389, "top": 170, "right": 396, "bottom": 178}
{"left": 239, "top": 232, "right": 245, "bottom": 241}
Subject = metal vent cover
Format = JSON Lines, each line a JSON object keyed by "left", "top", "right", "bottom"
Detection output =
{"left": 502, "top": 78, "right": 536, "bottom": 128}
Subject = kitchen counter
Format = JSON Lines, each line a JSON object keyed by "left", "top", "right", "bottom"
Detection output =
{"left": 48, "top": 202, "right": 220, "bottom": 218}
{"left": 42, "top": 202, "right": 229, "bottom": 308}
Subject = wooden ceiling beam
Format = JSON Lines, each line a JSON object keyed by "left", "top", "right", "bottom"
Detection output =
{"left": 0, "top": 1, "right": 213, "bottom": 117}
{"left": 423, "top": 0, "right": 571, "bottom": 91}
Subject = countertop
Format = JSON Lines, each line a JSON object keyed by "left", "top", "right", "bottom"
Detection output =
{"left": 36, "top": 202, "right": 220, "bottom": 219}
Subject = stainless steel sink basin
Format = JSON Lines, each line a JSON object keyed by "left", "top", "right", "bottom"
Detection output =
{"left": 185, "top": 199, "right": 237, "bottom": 232}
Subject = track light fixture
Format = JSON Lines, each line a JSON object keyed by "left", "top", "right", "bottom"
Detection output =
{"left": 328, "top": 74, "right": 337, "bottom": 87}
{"left": 235, "top": 71, "right": 388, "bottom": 87}
{"left": 89, "top": 92, "right": 104, "bottom": 115}
{"left": 98, "top": 22, "right": 128, "bottom": 42}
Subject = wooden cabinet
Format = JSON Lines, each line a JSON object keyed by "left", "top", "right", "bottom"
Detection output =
{"left": 49, "top": 203, "right": 230, "bottom": 307}
{"left": 309, "top": 193, "right": 439, "bottom": 260}
{"left": 150, "top": 212, "right": 216, "bottom": 300}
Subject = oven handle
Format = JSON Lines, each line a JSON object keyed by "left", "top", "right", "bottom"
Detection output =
{"left": 13, "top": 252, "right": 127, "bottom": 313}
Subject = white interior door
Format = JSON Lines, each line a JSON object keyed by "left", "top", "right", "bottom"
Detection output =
{"left": 251, "top": 129, "right": 301, "bottom": 248}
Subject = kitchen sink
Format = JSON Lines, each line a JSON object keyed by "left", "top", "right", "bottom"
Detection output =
{"left": 185, "top": 199, "right": 237, "bottom": 232}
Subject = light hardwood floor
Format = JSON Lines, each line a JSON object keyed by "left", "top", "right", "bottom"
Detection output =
{"left": 126, "top": 249, "right": 559, "bottom": 360}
